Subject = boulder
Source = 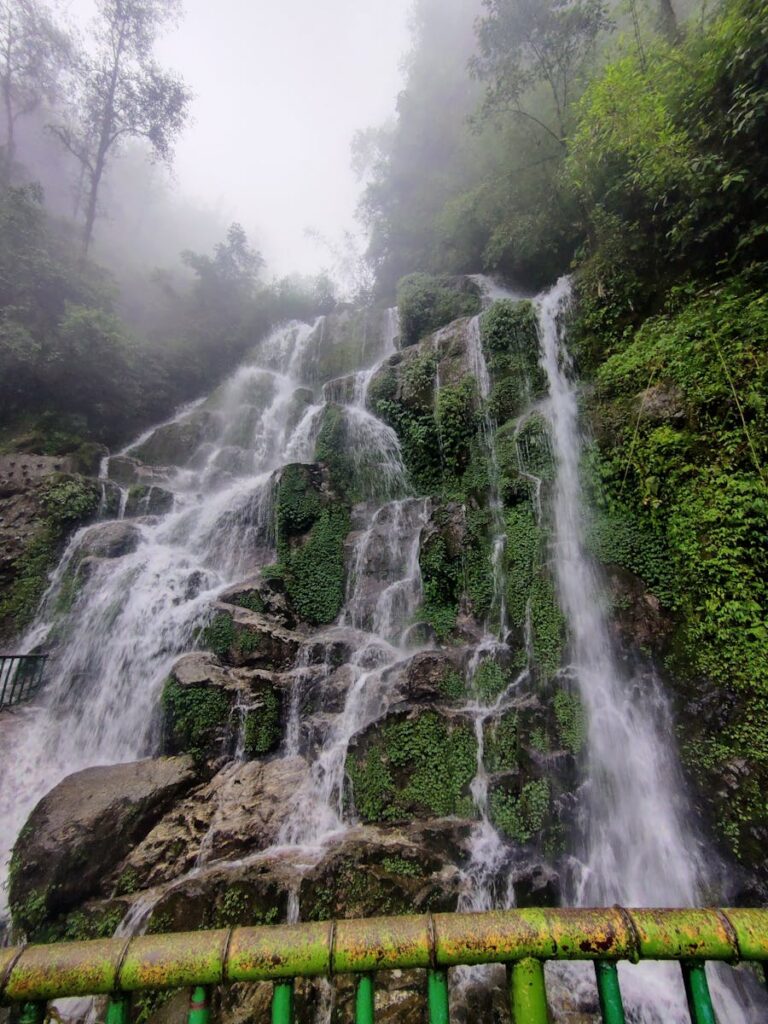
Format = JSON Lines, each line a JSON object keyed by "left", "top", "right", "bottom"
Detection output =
{"left": 76, "top": 521, "right": 142, "bottom": 560}
{"left": 208, "top": 603, "right": 303, "bottom": 669}
{"left": 162, "top": 652, "right": 282, "bottom": 763}
{"left": 217, "top": 574, "right": 297, "bottom": 628}
{"left": 124, "top": 484, "right": 174, "bottom": 518}
{"left": 129, "top": 410, "right": 220, "bottom": 468}
{"left": 9, "top": 756, "right": 198, "bottom": 935}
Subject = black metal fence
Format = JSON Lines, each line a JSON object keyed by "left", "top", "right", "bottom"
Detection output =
{"left": 0, "top": 655, "right": 47, "bottom": 708}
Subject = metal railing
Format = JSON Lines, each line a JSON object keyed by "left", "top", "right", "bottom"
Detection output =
{"left": 1, "top": 908, "right": 767, "bottom": 1023}
{"left": 0, "top": 655, "right": 46, "bottom": 708}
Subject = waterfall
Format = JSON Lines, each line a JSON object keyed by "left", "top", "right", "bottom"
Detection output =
{"left": 536, "top": 278, "right": 756, "bottom": 1023}
{"left": 0, "top": 318, "right": 331, "bottom": 926}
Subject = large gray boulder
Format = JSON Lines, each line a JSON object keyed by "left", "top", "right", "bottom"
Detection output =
{"left": 9, "top": 755, "right": 197, "bottom": 935}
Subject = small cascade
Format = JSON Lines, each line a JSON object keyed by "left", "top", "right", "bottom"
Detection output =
{"left": 277, "top": 497, "right": 429, "bottom": 851}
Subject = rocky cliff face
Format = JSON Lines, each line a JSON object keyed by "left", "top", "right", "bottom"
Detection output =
{"left": 6, "top": 280, "right": 765, "bottom": 1022}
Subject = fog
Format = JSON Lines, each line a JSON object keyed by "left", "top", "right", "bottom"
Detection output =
{"left": 61, "top": 0, "right": 412, "bottom": 274}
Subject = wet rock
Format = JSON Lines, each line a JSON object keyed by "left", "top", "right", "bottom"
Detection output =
{"left": 298, "top": 824, "right": 462, "bottom": 920}
{"left": 400, "top": 650, "right": 465, "bottom": 704}
{"left": 129, "top": 410, "right": 220, "bottom": 468}
{"left": 218, "top": 574, "right": 296, "bottom": 628}
{"left": 636, "top": 383, "right": 686, "bottom": 422}
{"left": 77, "top": 520, "right": 142, "bottom": 560}
{"left": 9, "top": 756, "right": 198, "bottom": 935}
{"left": 123, "top": 484, "right": 175, "bottom": 518}
{"left": 162, "top": 652, "right": 282, "bottom": 763}
{"left": 210, "top": 603, "right": 303, "bottom": 669}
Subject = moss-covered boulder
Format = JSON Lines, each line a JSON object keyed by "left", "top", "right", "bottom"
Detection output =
{"left": 346, "top": 709, "right": 477, "bottom": 823}
{"left": 124, "top": 484, "right": 174, "bottom": 517}
{"left": 201, "top": 605, "right": 302, "bottom": 669}
{"left": 268, "top": 463, "right": 351, "bottom": 626}
{"left": 129, "top": 409, "right": 220, "bottom": 468}
{"left": 9, "top": 756, "right": 197, "bottom": 939}
{"left": 162, "top": 651, "right": 284, "bottom": 763}
{"left": 396, "top": 274, "right": 481, "bottom": 347}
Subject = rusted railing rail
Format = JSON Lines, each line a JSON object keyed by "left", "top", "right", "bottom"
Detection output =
{"left": 0, "top": 655, "right": 46, "bottom": 708}
{"left": 1, "top": 908, "right": 766, "bottom": 1024}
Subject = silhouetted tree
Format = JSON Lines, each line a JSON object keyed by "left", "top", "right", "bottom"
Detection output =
{"left": 472, "top": 0, "right": 612, "bottom": 142}
{"left": 0, "top": 0, "right": 68, "bottom": 170}
{"left": 50, "top": 0, "right": 191, "bottom": 253}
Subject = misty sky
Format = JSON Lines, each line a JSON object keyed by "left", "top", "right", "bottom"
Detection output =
{"left": 61, "top": 0, "right": 413, "bottom": 275}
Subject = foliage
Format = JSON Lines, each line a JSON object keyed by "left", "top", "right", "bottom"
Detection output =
{"left": 0, "top": 474, "right": 100, "bottom": 638}
{"left": 418, "top": 532, "right": 461, "bottom": 640}
{"left": 490, "top": 778, "right": 551, "bottom": 843}
{"left": 347, "top": 712, "right": 477, "bottom": 822}
{"left": 397, "top": 273, "right": 481, "bottom": 345}
{"left": 485, "top": 712, "right": 519, "bottom": 771}
{"left": 553, "top": 690, "right": 586, "bottom": 754}
{"left": 472, "top": 658, "right": 509, "bottom": 703}
{"left": 243, "top": 687, "right": 281, "bottom": 758}
{"left": 161, "top": 678, "right": 229, "bottom": 763}
{"left": 200, "top": 613, "right": 236, "bottom": 660}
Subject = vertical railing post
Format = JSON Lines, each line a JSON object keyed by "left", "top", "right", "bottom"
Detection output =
{"left": 355, "top": 974, "right": 375, "bottom": 1024}
{"left": 272, "top": 980, "right": 294, "bottom": 1024}
{"left": 681, "top": 962, "right": 716, "bottom": 1024}
{"left": 187, "top": 985, "right": 211, "bottom": 1024}
{"left": 427, "top": 969, "right": 449, "bottom": 1024}
{"left": 19, "top": 1003, "right": 46, "bottom": 1024}
{"left": 507, "top": 959, "right": 551, "bottom": 1024}
{"left": 594, "top": 962, "right": 626, "bottom": 1024}
{"left": 106, "top": 994, "right": 130, "bottom": 1024}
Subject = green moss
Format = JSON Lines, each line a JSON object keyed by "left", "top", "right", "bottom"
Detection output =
{"left": 114, "top": 867, "right": 140, "bottom": 897}
{"left": 348, "top": 712, "right": 477, "bottom": 822}
{"left": 314, "top": 403, "right": 356, "bottom": 498}
{"left": 435, "top": 378, "right": 478, "bottom": 479}
{"left": 63, "top": 906, "right": 124, "bottom": 941}
{"left": 439, "top": 668, "right": 467, "bottom": 700}
{"left": 243, "top": 687, "right": 281, "bottom": 757}
{"left": 0, "top": 474, "right": 101, "bottom": 637}
{"left": 418, "top": 532, "right": 461, "bottom": 640}
{"left": 10, "top": 886, "right": 51, "bottom": 939}
{"left": 275, "top": 464, "right": 351, "bottom": 626}
{"left": 381, "top": 856, "right": 423, "bottom": 878}
{"left": 530, "top": 574, "right": 566, "bottom": 681}
{"left": 472, "top": 658, "right": 509, "bottom": 703}
{"left": 235, "top": 590, "right": 265, "bottom": 613}
{"left": 282, "top": 505, "right": 350, "bottom": 625}
{"left": 490, "top": 779, "right": 551, "bottom": 844}
{"left": 397, "top": 273, "right": 481, "bottom": 346}
{"left": 505, "top": 504, "right": 540, "bottom": 628}
{"left": 200, "top": 613, "right": 236, "bottom": 659}
{"left": 485, "top": 712, "right": 519, "bottom": 772}
{"left": 162, "top": 678, "right": 229, "bottom": 762}
{"left": 554, "top": 691, "right": 586, "bottom": 754}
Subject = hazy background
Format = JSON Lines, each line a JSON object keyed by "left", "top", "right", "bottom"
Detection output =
{"left": 60, "top": 0, "right": 412, "bottom": 274}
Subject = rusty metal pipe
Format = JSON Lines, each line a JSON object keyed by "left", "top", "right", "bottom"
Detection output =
{"left": 0, "top": 908, "right": 765, "bottom": 1005}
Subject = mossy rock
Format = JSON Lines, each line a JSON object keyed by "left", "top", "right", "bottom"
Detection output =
{"left": 396, "top": 274, "right": 481, "bottom": 347}
{"left": 273, "top": 464, "right": 351, "bottom": 626}
{"left": 346, "top": 710, "right": 477, "bottom": 823}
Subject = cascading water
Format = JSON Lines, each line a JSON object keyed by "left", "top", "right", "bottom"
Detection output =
{"left": 536, "top": 278, "right": 760, "bottom": 1023}
{"left": 0, "top": 317, "right": 337, "bottom": 928}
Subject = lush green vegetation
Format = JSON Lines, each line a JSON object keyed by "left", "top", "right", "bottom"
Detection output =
{"left": 270, "top": 464, "right": 350, "bottom": 626}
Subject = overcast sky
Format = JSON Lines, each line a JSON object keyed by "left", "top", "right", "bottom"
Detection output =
{"left": 61, "top": 0, "right": 412, "bottom": 275}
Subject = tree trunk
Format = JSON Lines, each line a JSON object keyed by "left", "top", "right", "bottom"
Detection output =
{"left": 658, "top": 0, "right": 681, "bottom": 43}
{"left": 82, "top": 158, "right": 104, "bottom": 255}
{"left": 2, "top": 80, "right": 14, "bottom": 170}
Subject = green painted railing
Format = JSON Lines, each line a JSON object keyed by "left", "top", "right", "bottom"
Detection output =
{"left": 0, "top": 655, "right": 46, "bottom": 708}
{"left": 1, "top": 908, "right": 767, "bottom": 1023}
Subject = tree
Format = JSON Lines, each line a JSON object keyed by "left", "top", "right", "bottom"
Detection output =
{"left": 0, "top": 0, "right": 69, "bottom": 170}
{"left": 657, "top": 0, "right": 681, "bottom": 43}
{"left": 50, "top": 0, "right": 191, "bottom": 253}
{"left": 472, "top": 0, "right": 612, "bottom": 142}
